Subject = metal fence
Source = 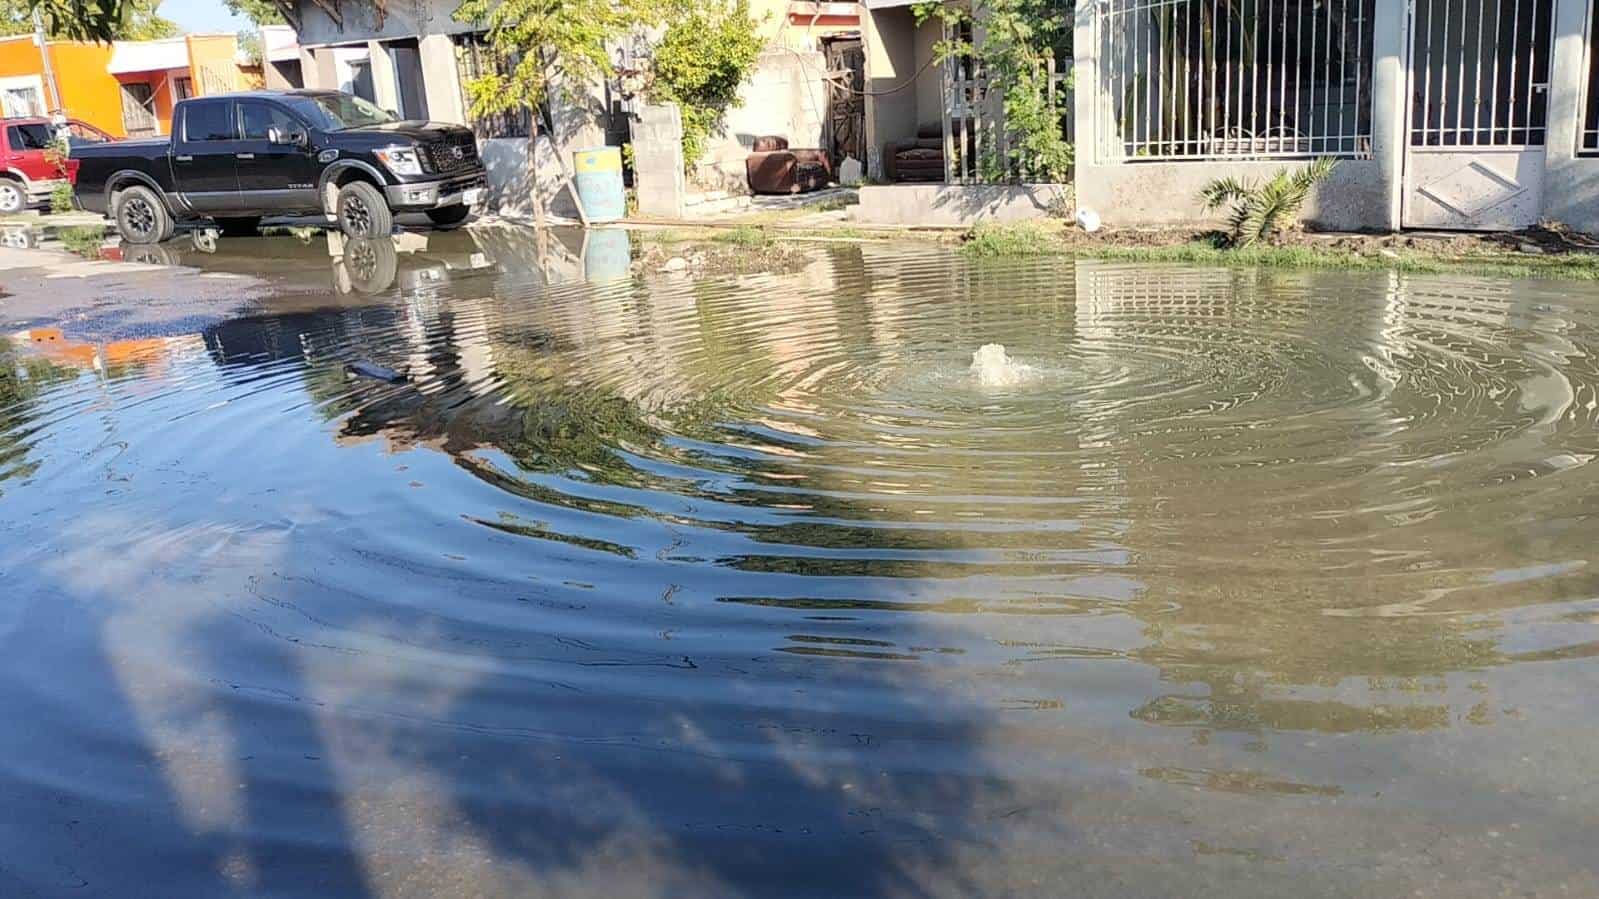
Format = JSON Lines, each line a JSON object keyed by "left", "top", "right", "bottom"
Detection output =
{"left": 942, "top": 52, "right": 1072, "bottom": 182}
{"left": 1410, "top": 0, "right": 1552, "bottom": 148}
{"left": 1096, "top": 0, "right": 1376, "bottom": 161}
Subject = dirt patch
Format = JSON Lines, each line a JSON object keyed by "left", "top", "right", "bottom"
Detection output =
{"left": 634, "top": 239, "right": 813, "bottom": 278}
{"left": 1047, "top": 222, "right": 1599, "bottom": 259}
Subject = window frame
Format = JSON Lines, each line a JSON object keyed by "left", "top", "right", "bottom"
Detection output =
{"left": 180, "top": 99, "right": 239, "bottom": 143}
{"left": 235, "top": 99, "right": 306, "bottom": 142}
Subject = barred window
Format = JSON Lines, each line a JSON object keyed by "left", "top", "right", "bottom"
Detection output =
{"left": 1097, "top": 0, "right": 1377, "bottom": 161}
{"left": 454, "top": 32, "right": 531, "bottom": 139}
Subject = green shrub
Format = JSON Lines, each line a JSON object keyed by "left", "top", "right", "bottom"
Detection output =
{"left": 58, "top": 225, "right": 105, "bottom": 259}
{"left": 647, "top": 0, "right": 764, "bottom": 169}
{"left": 1198, "top": 157, "right": 1339, "bottom": 248}
{"left": 49, "top": 181, "right": 74, "bottom": 214}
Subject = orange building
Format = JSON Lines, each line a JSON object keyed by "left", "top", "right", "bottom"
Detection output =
{"left": 0, "top": 33, "right": 264, "bottom": 138}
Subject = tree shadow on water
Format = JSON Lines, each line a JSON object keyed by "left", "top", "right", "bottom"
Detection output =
{"left": 0, "top": 279, "right": 1014, "bottom": 899}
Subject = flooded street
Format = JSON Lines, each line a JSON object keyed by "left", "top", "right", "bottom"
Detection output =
{"left": 2, "top": 231, "right": 1597, "bottom": 897}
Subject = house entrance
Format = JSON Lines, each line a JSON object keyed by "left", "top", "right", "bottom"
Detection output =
{"left": 1401, "top": 0, "right": 1554, "bottom": 229}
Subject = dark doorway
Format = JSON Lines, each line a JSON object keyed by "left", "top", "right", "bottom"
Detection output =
{"left": 387, "top": 39, "right": 430, "bottom": 121}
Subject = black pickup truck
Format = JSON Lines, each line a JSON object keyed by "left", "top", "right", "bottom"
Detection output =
{"left": 73, "top": 89, "right": 488, "bottom": 244}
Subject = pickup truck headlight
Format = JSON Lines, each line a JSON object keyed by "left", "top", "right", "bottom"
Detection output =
{"left": 374, "top": 145, "right": 424, "bottom": 177}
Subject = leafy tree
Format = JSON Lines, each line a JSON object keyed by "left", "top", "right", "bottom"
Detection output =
{"left": 1199, "top": 157, "right": 1339, "bottom": 247}
{"left": 0, "top": 0, "right": 176, "bottom": 41}
{"left": 223, "top": 0, "right": 284, "bottom": 25}
{"left": 454, "top": 0, "right": 679, "bottom": 226}
{"left": 913, "top": 0, "right": 1074, "bottom": 183}
{"left": 646, "top": 0, "right": 763, "bottom": 171}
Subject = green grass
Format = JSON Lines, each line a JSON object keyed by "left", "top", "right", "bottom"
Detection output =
{"left": 1081, "top": 242, "right": 1599, "bottom": 280}
{"left": 961, "top": 221, "right": 1599, "bottom": 280}
{"left": 57, "top": 225, "right": 106, "bottom": 259}
{"left": 710, "top": 225, "right": 773, "bottom": 248}
{"left": 962, "top": 221, "right": 1057, "bottom": 257}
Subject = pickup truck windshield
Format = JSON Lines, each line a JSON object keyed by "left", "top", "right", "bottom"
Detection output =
{"left": 280, "top": 94, "right": 395, "bottom": 131}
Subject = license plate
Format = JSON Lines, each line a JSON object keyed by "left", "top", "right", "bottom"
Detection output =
{"left": 462, "top": 188, "right": 483, "bottom": 205}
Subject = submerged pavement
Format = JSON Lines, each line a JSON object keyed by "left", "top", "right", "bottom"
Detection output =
{"left": 2, "top": 230, "right": 1597, "bottom": 898}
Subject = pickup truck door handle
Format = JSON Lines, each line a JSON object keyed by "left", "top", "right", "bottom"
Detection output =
{"left": 235, "top": 153, "right": 255, "bottom": 160}
{"left": 175, "top": 154, "right": 193, "bottom": 162}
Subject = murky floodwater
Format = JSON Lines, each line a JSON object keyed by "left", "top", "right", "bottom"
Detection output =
{"left": 3, "top": 232, "right": 1598, "bottom": 898}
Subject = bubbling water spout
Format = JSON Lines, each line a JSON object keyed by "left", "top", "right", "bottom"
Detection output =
{"left": 970, "top": 343, "right": 1030, "bottom": 388}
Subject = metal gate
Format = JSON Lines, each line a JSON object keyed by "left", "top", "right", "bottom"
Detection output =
{"left": 1402, "top": 0, "right": 1554, "bottom": 229}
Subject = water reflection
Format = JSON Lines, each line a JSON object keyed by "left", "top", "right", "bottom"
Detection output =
{"left": 2, "top": 241, "right": 1598, "bottom": 895}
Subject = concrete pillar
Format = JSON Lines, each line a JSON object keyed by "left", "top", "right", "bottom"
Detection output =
{"left": 1071, "top": 0, "right": 1097, "bottom": 186}
{"left": 296, "top": 47, "right": 319, "bottom": 88}
{"left": 311, "top": 48, "right": 337, "bottom": 92}
{"left": 632, "top": 103, "right": 685, "bottom": 219}
{"left": 1367, "top": 0, "right": 1409, "bottom": 231}
{"left": 861, "top": 4, "right": 893, "bottom": 181}
{"left": 367, "top": 40, "right": 399, "bottom": 113}
{"left": 1546, "top": 0, "right": 1588, "bottom": 168}
{"left": 418, "top": 34, "right": 466, "bottom": 125}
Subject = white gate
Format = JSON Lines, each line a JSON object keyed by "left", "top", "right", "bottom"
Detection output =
{"left": 1402, "top": 0, "right": 1554, "bottom": 229}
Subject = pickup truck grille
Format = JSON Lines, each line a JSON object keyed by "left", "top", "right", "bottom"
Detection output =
{"left": 422, "top": 134, "right": 480, "bottom": 175}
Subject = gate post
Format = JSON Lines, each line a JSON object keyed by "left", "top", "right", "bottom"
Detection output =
{"left": 631, "top": 104, "right": 686, "bottom": 220}
{"left": 1370, "top": 0, "right": 1410, "bottom": 232}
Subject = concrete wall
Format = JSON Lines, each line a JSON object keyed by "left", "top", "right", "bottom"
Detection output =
{"left": 856, "top": 183, "right": 1068, "bottom": 225}
{"left": 1073, "top": 0, "right": 1599, "bottom": 233}
{"left": 1075, "top": 159, "right": 1388, "bottom": 231}
{"left": 293, "top": 0, "right": 476, "bottom": 46}
{"left": 691, "top": 49, "right": 830, "bottom": 192}
{"left": 1073, "top": 0, "right": 1409, "bottom": 231}
{"left": 0, "top": 37, "right": 124, "bottom": 136}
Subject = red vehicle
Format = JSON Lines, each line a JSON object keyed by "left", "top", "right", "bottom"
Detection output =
{"left": 0, "top": 116, "right": 87, "bottom": 213}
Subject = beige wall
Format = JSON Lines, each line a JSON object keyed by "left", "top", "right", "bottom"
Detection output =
{"left": 863, "top": 5, "right": 920, "bottom": 179}
{"left": 692, "top": 49, "right": 831, "bottom": 191}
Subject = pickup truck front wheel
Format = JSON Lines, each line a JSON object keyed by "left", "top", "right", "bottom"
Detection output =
{"left": 336, "top": 181, "right": 393, "bottom": 239}
{"left": 114, "top": 185, "right": 175, "bottom": 245}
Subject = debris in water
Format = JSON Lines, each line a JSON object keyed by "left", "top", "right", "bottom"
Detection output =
{"left": 345, "top": 361, "right": 407, "bottom": 383}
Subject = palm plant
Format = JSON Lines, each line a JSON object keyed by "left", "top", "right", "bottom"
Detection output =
{"left": 1198, "top": 156, "right": 1338, "bottom": 248}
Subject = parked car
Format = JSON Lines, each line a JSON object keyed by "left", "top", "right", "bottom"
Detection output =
{"left": 72, "top": 89, "right": 488, "bottom": 244}
{"left": 59, "top": 118, "right": 115, "bottom": 151}
{"left": 0, "top": 116, "right": 79, "bottom": 213}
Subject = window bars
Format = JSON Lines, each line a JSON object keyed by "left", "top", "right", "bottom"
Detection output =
{"left": 1411, "top": 0, "right": 1552, "bottom": 148}
{"left": 454, "top": 32, "right": 531, "bottom": 140}
{"left": 1096, "top": 0, "right": 1376, "bottom": 161}
{"left": 939, "top": 17, "right": 1073, "bottom": 184}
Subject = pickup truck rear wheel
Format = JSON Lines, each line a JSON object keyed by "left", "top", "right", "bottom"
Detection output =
{"left": 425, "top": 204, "right": 471, "bottom": 230}
{"left": 114, "top": 185, "right": 174, "bottom": 245}
{"left": 336, "top": 181, "right": 393, "bottom": 239}
{"left": 0, "top": 178, "right": 24, "bottom": 214}
{"left": 214, "top": 216, "right": 261, "bottom": 237}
